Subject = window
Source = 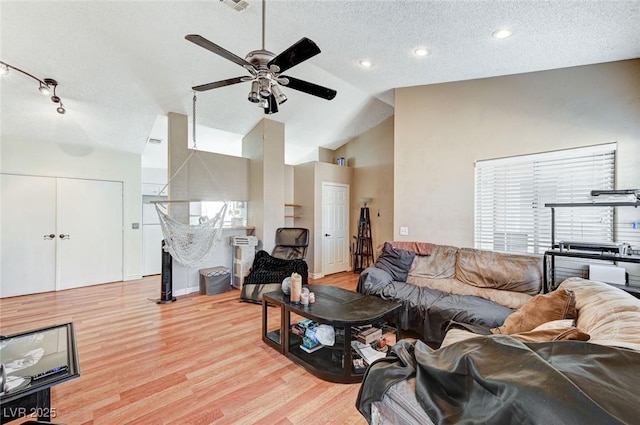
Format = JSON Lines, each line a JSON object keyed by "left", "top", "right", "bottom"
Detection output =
{"left": 475, "top": 143, "right": 616, "bottom": 254}
{"left": 189, "top": 201, "right": 248, "bottom": 227}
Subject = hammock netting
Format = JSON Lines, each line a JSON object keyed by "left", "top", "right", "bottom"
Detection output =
{"left": 155, "top": 202, "right": 228, "bottom": 268}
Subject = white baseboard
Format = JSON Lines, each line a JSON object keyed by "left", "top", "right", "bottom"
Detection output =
{"left": 173, "top": 286, "right": 200, "bottom": 297}
{"left": 125, "top": 274, "right": 143, "bottom": 281}
{"left": 309, "top": 272, "right": 324, "bottom": 279}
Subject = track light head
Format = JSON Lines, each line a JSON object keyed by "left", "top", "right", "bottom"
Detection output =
{"left": 56, "top": 103, "right": 66, "bottom": 114}
{"left": 39, "top": 83, "right": 50, "bottom": 95}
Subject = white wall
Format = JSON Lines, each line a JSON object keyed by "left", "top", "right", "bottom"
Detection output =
{"left": 394, "top": 59, "right": 640, "bottom": 248}
{"left": 1, "top": 138, "right": 143, "bottom": 280}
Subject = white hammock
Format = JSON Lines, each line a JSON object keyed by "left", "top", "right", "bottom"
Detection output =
{"left": 155, "top": 202, "right": 228, "bottom": 268}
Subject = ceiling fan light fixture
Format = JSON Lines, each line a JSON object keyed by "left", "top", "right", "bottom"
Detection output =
{"left": 248, "top": 81, "right": 260, "bottom": 103}
{"left": 56, "top": 103, "right": 66, "bottom": 114}
{"left": 272, "top": 84, "right": 287, "bottom": 104}
{"left": 258, "top": 98, "right": 268, "bottom": 108}
{"left": 259, "top": 77, "right": 271, "bottom": 98}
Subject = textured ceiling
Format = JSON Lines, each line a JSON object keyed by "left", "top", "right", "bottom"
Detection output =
{"left": 1, "top": 1, "right": 639, "bottom": 164}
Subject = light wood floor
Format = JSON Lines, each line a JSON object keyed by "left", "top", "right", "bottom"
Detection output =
{"left": 0, "top": 273, "right": 368, "bottom": 425}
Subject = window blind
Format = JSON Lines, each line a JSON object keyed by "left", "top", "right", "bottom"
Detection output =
{"left": 475, "top": 143, "right": 616, "bottom": 254}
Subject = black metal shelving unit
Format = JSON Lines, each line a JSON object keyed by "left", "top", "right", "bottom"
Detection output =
{"left": 544, "top": 200, "right": 640, "bottom": 296}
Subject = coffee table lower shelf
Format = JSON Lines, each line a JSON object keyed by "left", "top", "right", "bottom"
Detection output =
{"left": 261, "top": 285, "right": 401, "bottom": 384}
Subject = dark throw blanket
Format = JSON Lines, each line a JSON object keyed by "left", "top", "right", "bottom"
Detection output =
{"left": 243, "top": 250, "right": 308, "bottom": 286}
{"left": 357, "top": 337, "right": 640, "bottom": 425}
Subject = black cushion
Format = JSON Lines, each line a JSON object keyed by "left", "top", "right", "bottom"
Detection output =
{"left": 374, "top": 242, "right": 416, "bottom": 282}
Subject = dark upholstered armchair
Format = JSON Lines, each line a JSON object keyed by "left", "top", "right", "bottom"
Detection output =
{"left": 240, "top": 228, "right": 309, "bottom": 303}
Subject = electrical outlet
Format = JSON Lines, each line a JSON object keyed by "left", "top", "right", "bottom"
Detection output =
{"left": 400, "top": 226, "right": 409, "bottom": 236}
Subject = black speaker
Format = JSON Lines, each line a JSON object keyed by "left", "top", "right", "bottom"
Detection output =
{"left": 157, "top": 240, "right": 176, "bottom": 304}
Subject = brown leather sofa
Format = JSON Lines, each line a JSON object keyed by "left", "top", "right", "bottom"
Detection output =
{"left": 357, "top": 242, "right": 543, "bottom": 346}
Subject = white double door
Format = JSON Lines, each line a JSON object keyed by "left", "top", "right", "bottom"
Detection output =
{"left": 1, "top": 175, "right": 123, "bottom": 298}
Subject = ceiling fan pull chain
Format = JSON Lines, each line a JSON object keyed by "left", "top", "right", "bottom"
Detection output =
{"left": 192, "top": 91, "right": 198, "bottom": 151}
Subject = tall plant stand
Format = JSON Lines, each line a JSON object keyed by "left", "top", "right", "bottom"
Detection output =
{"left": 353, "top": 207, "right": 374, "bottom": 273}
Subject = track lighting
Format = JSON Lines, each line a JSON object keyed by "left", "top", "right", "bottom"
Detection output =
{"left": 0, "top": 61, "right": 67, "bottom": 114}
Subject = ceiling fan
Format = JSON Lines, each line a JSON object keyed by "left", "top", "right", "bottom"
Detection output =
{"left": 185, "top": 0, "right": 337, "bottom": 114}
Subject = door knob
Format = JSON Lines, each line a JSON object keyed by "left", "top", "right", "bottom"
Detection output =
{"left": 59, "top": 234, "right": 70, "bottom": 240}
{"left": 43, "top": 233, "right": 56, "bottom": 240}
{"left": 325, "top": 233, "right": 331, "bottom": 237}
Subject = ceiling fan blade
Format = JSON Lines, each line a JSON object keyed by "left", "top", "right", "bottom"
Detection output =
{"left": 192, "top": 76, "right": 248, "bottom": 92}
{"left": 185, "top": 34, "right": 255, "bottom": 71}
{"left": 267, "top": 37, "right": 321, "bottom": 73}
{"left": 280, "top": 76, "right": 337, "bottom": 100}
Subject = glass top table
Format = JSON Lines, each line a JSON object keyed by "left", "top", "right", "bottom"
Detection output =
{"left": 1, "top": 322, "right": 80, "bottom": 423}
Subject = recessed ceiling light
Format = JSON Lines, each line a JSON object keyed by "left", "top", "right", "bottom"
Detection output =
{"left": 359, "top": 59, "right": 372, "bottom": 68}
{"left": 492, "top": 29, "right": 512, "bottom": 39}
{"left": 413, "top": 48, "right": 430, "bottom": 57}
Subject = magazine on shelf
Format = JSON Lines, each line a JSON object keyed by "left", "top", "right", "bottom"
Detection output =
{"left": 300, "top": 342, "right": 324, "bottom": 353}
{"left": 351, "top": 340, "right": 386, "bottom": 365}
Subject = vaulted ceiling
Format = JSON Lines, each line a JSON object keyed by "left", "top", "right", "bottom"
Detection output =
{"left": 2, "top": 1, "right": 639, "bottom": 164}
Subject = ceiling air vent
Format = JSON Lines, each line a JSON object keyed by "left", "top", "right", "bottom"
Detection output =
{"left": 219, "top": 0, "right": 249, "bottom": 12}
{"left": 147, "top": 138, "right": 162, "bottom": 145}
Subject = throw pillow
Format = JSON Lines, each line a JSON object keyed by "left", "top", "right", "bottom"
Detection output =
{"left": 374, "top": 242, "right": 416, "bottom": 282}
{"left": 491, "top": 288, "right": 577, "bottom": 335}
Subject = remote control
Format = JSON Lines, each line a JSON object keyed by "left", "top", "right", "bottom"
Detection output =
{"left": 31, "top": 365, "right": 69, "bottom": 381}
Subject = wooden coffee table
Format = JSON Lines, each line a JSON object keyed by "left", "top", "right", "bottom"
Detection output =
{"left": 262, "top": 284, "right": 401, "bottom": 383}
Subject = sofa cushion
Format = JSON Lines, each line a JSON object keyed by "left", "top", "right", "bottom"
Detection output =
{"left": 455, "top": 248, "right": 542, "bottom": 295}
{"left": 491, "top": 288, "right": 576, "bottom": 334}
{"left": 407, "top": 275, "right": 533, "bottom": 310}
{"left": 559, "top": 277, "right": 640, "bottom": 352}
{"left": 408, "top": 244, "right": 457, "bottom": 279}
{"left": 375, "top": 242, "right": 416, "bottom": 282}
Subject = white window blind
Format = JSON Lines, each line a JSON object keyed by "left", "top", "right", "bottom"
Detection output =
{"left": 475, "top": 143, "right": 616, "bottom": 254}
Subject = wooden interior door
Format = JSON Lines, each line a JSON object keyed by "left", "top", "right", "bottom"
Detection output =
{"left": 56, "top": 178, "right": 123, "bottom": 290}
{"left": 322, "top": 182, "right": 349, "bottom": 275}
{"left": 0, "top": 174, "right": 57, "bottom": 297}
